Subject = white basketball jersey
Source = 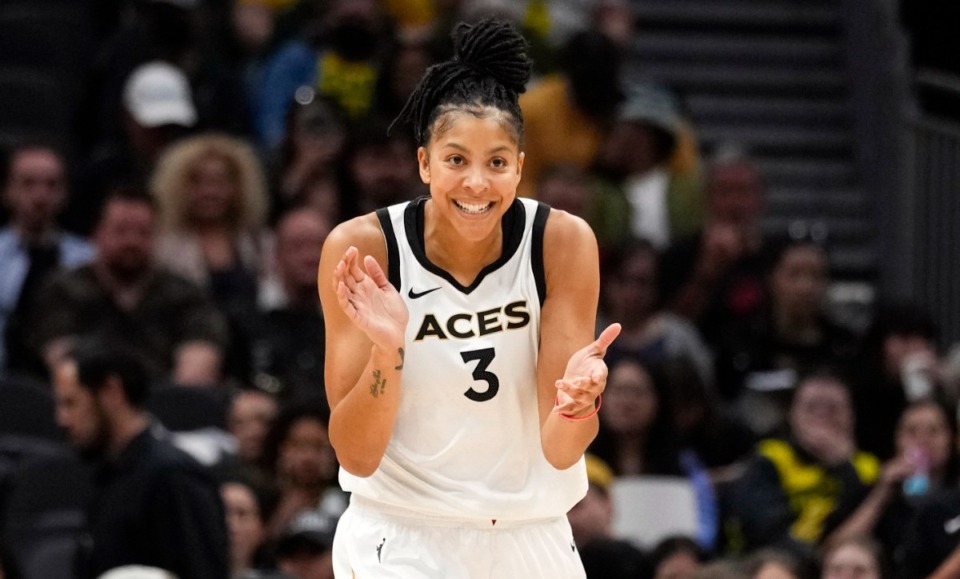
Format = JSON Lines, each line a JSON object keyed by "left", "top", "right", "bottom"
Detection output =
{"left": 338, "top": 197, "right": 587, "bottom": 521}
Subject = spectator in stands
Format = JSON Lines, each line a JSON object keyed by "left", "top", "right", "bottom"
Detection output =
{"left": 590, "top": 355, "right": 718, "bottom": 549}
{"left": 592, "top": 78, "right": 703, "bottom": 249}
{"left": 27, "top": 189, "right": 229, "bottom": 385}
{"left": 149, "top": 133, "right": 270, "bottom": 381}
{"left": 714, "top": 237, "right": 861, "bottom": 436}
{"left": 665, "top": 360, "right": 755, "bottom": 477}
{"left": 660, "top": 147, "right": 768, "bottom": 348}
{"left": 222, "top": 0, "right": 285, "bottom": 111}
{"left": 254, "top": 0, "right": 392, "bottom": 150}
{"left": 852, "top": 303, "right": 943, "bottom": 460}
{"left": 648, "top": 536, "right": 708, "bottom": 579}
{"left": 691, "top": 560, "right": 748, "bottom": 579}
{"left": 221, "top": 476, "right": 271, "bottom": 578}
{"left": 900, "top": 479, "right": 960, "bottom": 577}
{"left": 0, "top": 141, "right": 95, "bottom": 377}
{"left": 52, "top": 339, "right": 229, "bottom": 579}
{"left": 228, "top": 388, "right": 280, "bottom": 470}
{"left": 535, "top": 164, "right": 592, "bottom": 222}
{"left": 590, "top": 0, "right": 635, "bottom": 48}
{"left": 824, "top": 397, "right": 958, "bottom": 559}
{"left": 722, "top": 373, "right": 878, "bottom": 560}
{"left": 72, "top": 60, "right": 198, "bottom": 235}
{"left": 97, "top": 567, "right": 179, "bottom": 579}
{"left": 741, "top": 548, "right": 805, "bottom": 579}
{"left": 820, "top": 536, "right": 886, "bottom": 579}
{"left": 599, "top": 238, "right": 714, "bottom": 387}
{"left": 150, "top": 132, "right": 269, "bottom": 302}
{"left": 339, "top": 119, "right": 422, "bottom": 217}
{"left": 91, "top": 0, "right": 250, "bottom": 138}
{"left": 271, "top": 91, "right": 348, "bottom": 223}
{"left": 518, "top": 30, "right": 624, "bottom": 198}
{"left": 259, "top": 402, "right": 341, "bottom": 543}
{"left": 274, "top": 510, "right": 336, "bottom": 579}
{"left": 373, "top": 34, "right": 438, "bottom": 121}
{"left": 252, "top": 208, "right": 330, "bottom": 402}
{"left": 568, "top": 454, "right": 649, "bottom": 579}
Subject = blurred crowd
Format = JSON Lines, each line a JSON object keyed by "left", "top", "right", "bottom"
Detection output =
{"left": 0, "top": 1, "right": 958, "bottom": 579}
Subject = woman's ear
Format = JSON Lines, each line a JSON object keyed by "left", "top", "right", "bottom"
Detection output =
{"left": 418, "top": 147, "right": 430, "bottom": 184}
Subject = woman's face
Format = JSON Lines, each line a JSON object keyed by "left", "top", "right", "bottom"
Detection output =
{"left": 279, "top": 417, "right": 338, "bottom": 487}
{"left": 822, "top": 543, "right": 880, "bottom": 579}
{"left": 418, "top": 109, "right": 523, "bottom": 243}
{"left": 654, "top": 550, "right": 701, "bottom": 579}
{"left": 189, "top": 154, "right": 238, "bottom": 224}
{"left": 228, "top": 391, "right": 277, "bottom": 463}
{"left": 790, "top": 378, "right": 853, "bottom": 441}
{"left": 756, "top": 562, "right": 799, "bottom": 579}
{"left": 896, "top": 402, "right": 953, "bottom": 474}
{"left": 770, "top": 244, "right": 829, "bottom": 320}
{"left": 222, "top": 482, "right": 264, "bottom": 570}
{"left": 605, "top": 250, "right": 658, "bottom": 321}
{"left": 601, "top": 360, "right": 658, "bottom": 435}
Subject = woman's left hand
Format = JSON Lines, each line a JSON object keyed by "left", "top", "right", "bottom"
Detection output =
{"left": 554, "top": 323, "right": 621, "bottom": 418}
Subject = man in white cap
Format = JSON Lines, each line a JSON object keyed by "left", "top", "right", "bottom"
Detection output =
{"left": 70, "top": 60, "right": 198, "bottom": 235}
{"left": 121, "top": 60, "right": 197, "bottom": 164}
{"left": 98, "top": 566, "right": 178, "bottom": 579}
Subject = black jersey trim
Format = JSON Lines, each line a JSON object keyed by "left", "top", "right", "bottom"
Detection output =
{"left": 376, "top": 207, "right": 401, "bottom": 290}
{"left": 403, "top": 196, "right": 526, "bottom": 295}
{"left": 532, "top": 202, "right": 550, "bottom": 307}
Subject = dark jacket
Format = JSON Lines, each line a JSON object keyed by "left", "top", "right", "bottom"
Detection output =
{"left": 79, "top": 426, "right": 229, "bottom": 579}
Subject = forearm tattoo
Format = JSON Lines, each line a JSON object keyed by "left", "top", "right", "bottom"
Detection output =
{"left": 370, "top": 369, "right": 386, "bottom": 397}
{"left": 395, "top": 347, "right": 405, "bottom": 370}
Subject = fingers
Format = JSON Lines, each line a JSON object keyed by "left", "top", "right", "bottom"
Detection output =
{"left": 554, "top": 378, "right": 600, "bottom": 415}
{"left": 346, "top": 247, "right": 365, "bottom": 283}
{"left": 333, "top": 246, "right": 370, "bottom": 293}
{"left": 591, "top": 323, "right": 622, "bottom": 356}
{"left": 335, "top": 280, "right": 359, "bottom": 319}
{"left": 364, "top": 255, "right": 390, "bottom": 289}
{"left": 333, "top": 247, "right": 355, "bottom": 285}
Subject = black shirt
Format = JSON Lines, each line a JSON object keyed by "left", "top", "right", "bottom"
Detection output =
{"left": 79, "top": 426, "right": 229, "bottom": 579}
{"left": 899, "top": 487, "right": 960, "bottom": 579}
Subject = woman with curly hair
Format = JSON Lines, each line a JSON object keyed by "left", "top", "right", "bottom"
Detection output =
{"left": 150, "top": 133, "right": 271, "bottom": 379}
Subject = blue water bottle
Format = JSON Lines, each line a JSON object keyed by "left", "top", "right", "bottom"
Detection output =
{"left": 903, "top": 446, "right": 930, "bottom": 497}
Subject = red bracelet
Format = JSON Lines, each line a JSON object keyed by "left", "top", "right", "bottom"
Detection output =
{"left": 556, "top": 393, "right": 602, "bottom": 421}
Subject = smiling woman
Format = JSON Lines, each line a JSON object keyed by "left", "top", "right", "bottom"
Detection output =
{"left": 316, "top": 17, "right": 621, "bottom": 579}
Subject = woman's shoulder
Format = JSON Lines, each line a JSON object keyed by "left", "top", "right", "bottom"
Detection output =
{"left": 541, "top": 206, "right": 595, "bottom": 248}
{"left": 322, "top": 212, "right": 388, "bottom": 263}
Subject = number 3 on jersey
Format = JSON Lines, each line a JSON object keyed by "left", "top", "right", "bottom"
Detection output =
{"left": 460, "top": 348, "right": 499, "bottom": 401}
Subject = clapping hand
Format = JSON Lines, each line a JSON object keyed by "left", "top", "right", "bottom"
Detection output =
{"left": 334, "top": 246, "right": 409, "bottom": 350}
{"left": 554, "top": 323, "right": 622, "bottom": 418}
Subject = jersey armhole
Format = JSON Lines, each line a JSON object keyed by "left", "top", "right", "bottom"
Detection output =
{"left": 376, "top": 207, "right": 402, "bottom": 289}
{"left": 532, "top": 202, "right": 550, "bottom": 307}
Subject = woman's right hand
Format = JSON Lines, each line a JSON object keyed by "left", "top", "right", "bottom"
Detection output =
{"left": 333, "top": 246, "right": 409, "bottom": 351}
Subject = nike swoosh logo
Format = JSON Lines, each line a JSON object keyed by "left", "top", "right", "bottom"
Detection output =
{"left": 408, "top": 287, "right": 441, "bottom": 299}
{"left": 945, "top": 515, "right": 960, "bottom": 534}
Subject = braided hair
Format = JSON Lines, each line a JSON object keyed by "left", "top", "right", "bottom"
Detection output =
{"left": 389, "top": 18, "right": 532, "bottom": 147}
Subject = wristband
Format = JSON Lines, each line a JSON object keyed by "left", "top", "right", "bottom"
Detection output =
{"left": 556, "top": 393, "right": 602, "bottom": 421}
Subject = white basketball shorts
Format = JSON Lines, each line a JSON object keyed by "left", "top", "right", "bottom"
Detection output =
{"left": 333, "top": 496, "right": 586, "bottom": 579}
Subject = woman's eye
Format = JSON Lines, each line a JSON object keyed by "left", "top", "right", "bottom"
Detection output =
{"left": 448, "top": 155, "right": 464, "bottom": 165}
{"left": 491, "top": 158, "right": 507, "bottom": 168}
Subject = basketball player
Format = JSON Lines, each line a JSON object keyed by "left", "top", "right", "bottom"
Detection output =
{"left": 317, "top": 19, "right": 621, "bottom": 578}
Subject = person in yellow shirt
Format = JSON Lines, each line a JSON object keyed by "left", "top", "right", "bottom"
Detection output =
{"left": 519, "top": 30, "right": 621, "bottom": 198}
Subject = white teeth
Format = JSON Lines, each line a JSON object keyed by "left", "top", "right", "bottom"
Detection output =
{"left": 454, "top": 200, "right": 493, "bottom": 214}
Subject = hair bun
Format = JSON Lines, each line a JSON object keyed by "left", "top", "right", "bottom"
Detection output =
{"left": 453, "top": 18, "right": 532, "bottom": 94}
